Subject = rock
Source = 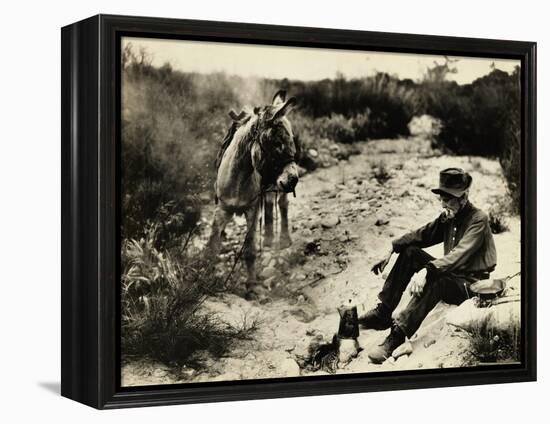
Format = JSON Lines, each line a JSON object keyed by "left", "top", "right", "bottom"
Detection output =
{"left": 423, "top": 339, "right": 436, "bottom": 348}
{"left": 289, "top": 308, "right": 318, "bottom": 323}
{"left": 446, "top": 298, "right": 520, "bottom": 334}
{"left": 308, "top": 148, "right": 319, "bottom": 158}
{"left": 260, "top": 266, "right": 278, "bottom": 279}
{"left": 338, "top": 192, "right": 356, "bottom": 202}
{"left": 211, "top": 372, "right": 241, "bottom": 382}
{"left": 284, "top": 345, "right": 295, "bottom": 353}
{"left": 375, "top": 216, "right": 390, "bottom": 226}
{"left": 396, "top": 188, "right": 411, "bottom": 197}
{"left": 490, "top": 301, "right": 521, "bottom": 333}
{"left": 338, "top": 235, "right": 349, "bottom": 243}
{"left": 153, "top": 368, "right": 168, "bottom": 378}
{"left": 308, "top": 219, "right": 321, "bottom": 229}
{"left": 264, "top": 275, "right": 277, "bottom": 288}
{"left": 321, "top": 216, "right": 340, "bottom": 228}
{"left": 181, "top": 368, "right": 196, "bottom": 378}
{"left": 280, "top": 358, "right": 301, "bottom": 377}
{"left": 338, "top": 339, "right": 360, "bottom": 365}
{"left": 408, "top": 114, "right": 442, "bottom": 138}
{"left": 392, "top": 341, "right": 413, "bottom": 359}
{"left": 295, "top": 273, "right": 307, "bottom": 281}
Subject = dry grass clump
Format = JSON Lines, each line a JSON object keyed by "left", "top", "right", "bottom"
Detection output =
{"left": 466, "top": 315, "right": 520, "bottom": 364}
{"left": 121, "top": 221, "right": 258, "bottom": 367}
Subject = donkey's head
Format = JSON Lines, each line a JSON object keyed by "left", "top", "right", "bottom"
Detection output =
{"left": 250, "top": 90, "right": 299, "bottom": 193}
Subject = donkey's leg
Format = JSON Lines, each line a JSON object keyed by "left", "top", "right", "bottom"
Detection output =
{"left": 263, "top": 192, "right": 274, "bottom": 247}
{"left": 278, "top": 193, "right": 292, "bottom": 248}
{"left": 206, "top": 207, "right": 233, "bottom": 258}
{"left": 243, "top": 203, "right": 260, "bottom": 295}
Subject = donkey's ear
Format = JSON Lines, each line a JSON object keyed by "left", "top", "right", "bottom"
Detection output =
{"left": 270, "top": 97, "right": 297, "bottom": 122}
{"left": 229, "top": 110, "right": 247, "bottom": 121}
{"left": 272, "top": 90, "right": 287, "bottom": 106}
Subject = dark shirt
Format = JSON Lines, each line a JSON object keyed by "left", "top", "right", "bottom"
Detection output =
{"left": 392, "top": 201, "right": 497, "bottom": 276}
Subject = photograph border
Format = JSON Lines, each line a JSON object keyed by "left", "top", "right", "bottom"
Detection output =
{"left": 61, "top": 14, "right": 537, "bottom": 409}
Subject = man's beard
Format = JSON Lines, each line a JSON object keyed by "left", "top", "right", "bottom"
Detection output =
{"left": 441, "top": 207, "right": 456, "bottom": 222}
{"left": 441, "top": 196, "right": 468, "bottom": 221}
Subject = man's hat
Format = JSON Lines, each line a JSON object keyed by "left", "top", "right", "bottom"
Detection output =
{"left": 431, "top": 168, "right": 472, "bottom": 198}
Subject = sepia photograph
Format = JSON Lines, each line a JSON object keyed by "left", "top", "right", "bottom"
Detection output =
{"left": 119, "top": 36, "right": 522, "bottom": 387}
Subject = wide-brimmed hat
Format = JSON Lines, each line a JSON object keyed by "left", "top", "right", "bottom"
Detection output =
{"left": 431, "top": 168, "right": 472, "bottom": 198}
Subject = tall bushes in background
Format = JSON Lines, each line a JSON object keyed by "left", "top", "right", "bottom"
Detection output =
{"left": 420, "top": 62, "right": 521, "bottom": 209}
{"left": 122, "top": 45, "right": 522, "bottom": 227}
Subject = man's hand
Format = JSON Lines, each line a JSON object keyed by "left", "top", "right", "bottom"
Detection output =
{"left": 371, "top": 246, "right": 393, "bottom": 275}
{"left": 409, "top": 268, "right": 428, "bottom": 297}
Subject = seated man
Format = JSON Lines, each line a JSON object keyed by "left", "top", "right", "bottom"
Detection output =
{"left": 361, "top": 168, "right": 497, "bottom": 364}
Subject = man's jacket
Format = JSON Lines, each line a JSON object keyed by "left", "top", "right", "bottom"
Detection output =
{"left": 391, "top": 202, "right": 497, "bottom": 276}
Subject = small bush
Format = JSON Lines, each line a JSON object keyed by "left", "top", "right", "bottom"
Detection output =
{"left": 422, "top": 66, "right": 521, "bottom": 211}
{"left": 467, "top": 315, "right": 520, "bottom": 364}
{"left": 488, "top": 209, "right": 509, "bottom": 234}
{"left": 318, "top": 114, "right": 355, "bottom": 144}
{"left": 121, "top": 221, "right": 258, "bottom": 367}
{"left": 350, "top": 112, "right": 370, "bottom": 141}
{"left": 372, "top": 160, "right": 391, "bottom": 184}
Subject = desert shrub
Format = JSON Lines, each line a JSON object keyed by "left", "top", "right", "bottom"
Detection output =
{"left": 285, "top": 73, "right": 421, "bottom": 139}
{"left": 291, "top": 113, "right": 361, "bottom": 170}
{"left": 423, "top": 70, "right": 518, "bottom": 157}
{"left": 121, "top": 222, "right": 258, "bottom": 366}
{"left": 350, "top": 112, "right": 370, "bottom": 141}
{"left": 372, "top": 160, "right": 391, "bottom": 184}
{"left": 317, "top": 114, "right": 355, "bottom": 144}
{"left": 488, "top": 209, "right": 510, "bottom": 234}
{"left": 421, "top": 65, "right": 521, "bottom": 210}
{"left": 467, "top": 315, "right": 520, "bottom": 364}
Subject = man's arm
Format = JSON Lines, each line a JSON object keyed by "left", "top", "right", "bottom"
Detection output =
{"left": 392, "top": 215, "right": 445, "bottom": 253}
{"left": 425, "top": 213, "right": 488, "bottom": 275}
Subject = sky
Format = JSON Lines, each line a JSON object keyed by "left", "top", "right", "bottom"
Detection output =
{"left": 123, "top": 37, "right": 520, "bottom": 85}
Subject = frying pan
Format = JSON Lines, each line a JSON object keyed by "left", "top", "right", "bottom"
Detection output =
{"left": 469, "top": 271, "right": 521, "bottom": 302}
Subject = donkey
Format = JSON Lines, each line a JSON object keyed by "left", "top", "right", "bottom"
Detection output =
{"left": 207, "top": 90, "right": 299, "bottom": 299}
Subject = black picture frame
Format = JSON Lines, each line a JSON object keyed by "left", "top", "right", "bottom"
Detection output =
{"left": 61, "top": 14, "right": 537, "bottom": 409}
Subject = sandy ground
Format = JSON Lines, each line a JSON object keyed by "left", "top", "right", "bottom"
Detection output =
{"left": 121, "top": 137, "right": 521, "bottom": 387}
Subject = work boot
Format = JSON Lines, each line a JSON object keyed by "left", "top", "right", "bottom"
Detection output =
{"left": 358, "top": 303, "right": 392, "bottom": 330}
{"left": 368, "top": 324, "right": 406, "bottom": 364}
